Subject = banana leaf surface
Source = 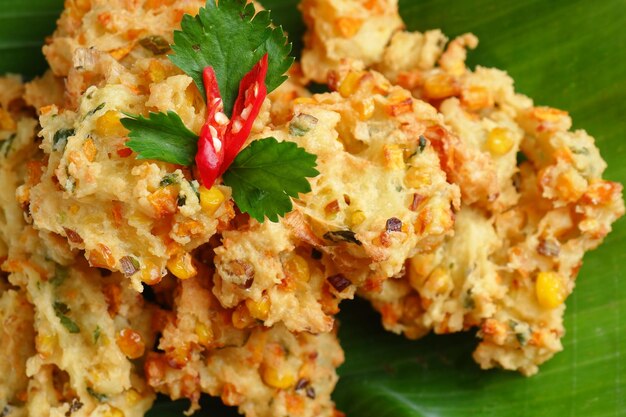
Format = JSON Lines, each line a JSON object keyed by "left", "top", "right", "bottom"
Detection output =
{"left": 0, "top": 0, "right": 624, "bottom": 416}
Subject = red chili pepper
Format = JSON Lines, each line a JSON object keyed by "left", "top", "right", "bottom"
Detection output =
{"left": 116, "top": 147, "right": 132, "bottom": 158}
{"left": 196, "top": 66, "right": 228, "bottom": 187}
{"left": 221, "top": 53, "right": 269, "bottom": 173}
{"left": 196, "top": 54, "right": 269, "bottom": 186}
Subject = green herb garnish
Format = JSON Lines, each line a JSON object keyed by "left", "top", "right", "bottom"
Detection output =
{"left": 169, "top": 0, "right": 293, "bottom": 115}
{"left": 159, "top": 173, "right": 179, "bottom": 187}
{"left": 53, "top": 129, "right": 75, "bottom": 152}
{"left": 139, "top": 35, "right": 171, "bottom": 55}
{"left": 223, "top": 137, "right": 318, "bottom": 222}
{"left": 1, "top": 133, "right": 16, "bottom": 157}
{"left": 86, "top": 387, "right": 107, "bottom": 402}
{"left": 463, "top": 290, "right": 476, "bottom": 310}
{"left": 93, "top": 326, "right": 101, "bottom": 344}
{"left": 418, "top": 135, "right": 427, "bottom": 152}
{"left": 323, "top": 230, "right": 362, "bottom": 245}
{"left": 119, "top": 1, "right": 316, "bottom": 223}
{"left": 121, "top": 111, "right": 198, "bottom": 166}
{"left": 83, "top": 103, "right": 106, "bottom": 120}
{"left": 49, "top": 265, "right": 69, "bottom": 287}
{"left": 85, "top": 103, "right": 105, "bottom": 118}
{"left": 53, "top": 301, "right": 80, "bottom": 334}
{"left": 289, "top": 114, "right": 318, "bottom": 137}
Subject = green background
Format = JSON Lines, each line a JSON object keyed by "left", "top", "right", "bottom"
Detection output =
{"left": 1, "top": 0, "right": 624, "bottom": 416}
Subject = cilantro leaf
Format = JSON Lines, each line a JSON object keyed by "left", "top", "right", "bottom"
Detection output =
{"left": 87, "top": 387, "right": 108, "bottom": 402}
{"left": 263, "top": 25, "right": 293, "bottom": 96}
{"left": 223, "top": 137, "right": 318, "bottom": 222}
{"left": 49, "top": 265, "right": 69, "bottom": 287}
{"left": 169, "top": 0, "right": 294, "bottom": 116}
{"left": 53, "top": 301, "right": 80, "bottom": 334}
{"left": 121, "top": 111, "right": 198, "bottom": 166}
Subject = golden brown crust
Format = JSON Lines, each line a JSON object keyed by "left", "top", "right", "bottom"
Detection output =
{"left": 360, "top": 30, "right": 624, "bottom": 375}
{"left": 210, "top": 67, "right": 460, "bottom": 333}
{"left": 300, "top": 0, "right": 404, "bottom": 83}
{"left": 28, "top": 0, "right": 239, "bottom": 290}
{"left": 146, "top": 273, "right": 344, "bottom": 417}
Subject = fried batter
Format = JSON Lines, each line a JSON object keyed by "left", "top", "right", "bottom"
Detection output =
{"left": 359, "top": 29, "right": 624, "bottom": 374}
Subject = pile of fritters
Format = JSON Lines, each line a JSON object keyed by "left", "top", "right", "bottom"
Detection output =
{"left": 0, "top": 0, "right": 622, "bottom": 416}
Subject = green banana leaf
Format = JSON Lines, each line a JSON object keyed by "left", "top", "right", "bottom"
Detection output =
{"left": 1, "top": 0, "right": 624, "bottom": 416}
{"left": 0, "top": 0, "right": 60, "bottom": 78}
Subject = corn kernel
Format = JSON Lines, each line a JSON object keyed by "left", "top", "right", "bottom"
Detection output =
{"left": 387, "top": 89, "right": 408, "bottom": 103}
{"left": 148, "top": 185, "right": 178, "bottom": 218}
{"left": 103, "top": 407, "right": 125, "bottom": 417}
{"left": 461, "top": 86, "right": 493, "bottom": 111}
{"left": 116, "top": 328, "right": 145, "bottom": 359}
{"left": 532, "top": 106, "right": 569, "bottom": 123}
{"left": 292, "top": 97, "right": 316, "bottom": 105}
{"left": 231, "top": 304, "right": 254, "bottom": 329}
{"left": 355, "top": 98, "right": 375, "bottom": 120}
{"left": 245, "top": 294, "right": 271, "bottom": 321}
{"left": 383, "top": 144, "right": 405, "bottom": 170}
{"left": 261, "top": 364, "right": 296, "bottom": 389}
{"left": 140, "top": 261, "right": 161, "bottom": 285}
{"left": 405, "top": 167, "right": 432, "bottom": 188}
{"left": 95, "top": 110, "right": 128, "bottom": 137}
{"left": 125, "top": 389, "right": 142, "bottom": 406}
{"left": 147, "top": 60, "right": 166, "bottom": 83}
{"left": 284, "top": 254, "right": 310, "bottom": 282}
{"left": 396, "top": 70, "right": 423, "bottom": 90}
{"left": 39, "top": 105, "right": 55, "bottom": 115}
{"left": 386, "top": 90, "right": 413, "bottom": 116}
{"left": 338, "top": 71, "right": 364, "bottom": 98}
{"left": 110, "top": 44, "right": 134, "bottom": 61}
{"left": 486, "top": 127, "right": 514, "bottom": 156}
{"left": 168, "top": 345, "right": 192, "bottom": 369}
{"left": 167, "top": 252, "right": 197, "bottom": 280}
{"left": 373, "top": 78, "right": 392, "bottom": 95}
{"left": 349, "top": 210, "right": 366, "bottom": 227}
{"left": 0, "top": 108, "right": 16, "bottom": 131}
{"left": 535, "top": 271, "right": 567, "bottom": 309}
{"left": 423, "top": 73, "right": 458, "bottom": 100}
{"left": 82, "top": 138, "right": 97, "bottom": 162}
{"left": 199, "top": 186, "right": 225, "bottom": 216}
{"left": 425, "top": 267, "right": 452, "bottom": 295}
{"left": 389, "top": 99, "right": 413, "bottom": 116}
{"left": 334, "top": 17, "right": 363, "bottom": 38}
{"left": 555, "top": 171, "right": 584, "bottom": 202}
{"left": 195, "top": 322, "right": 213, "bottom": 345}
{"left": 35, "top": 333, "right": 57, "bottom": 358}
{"left": 88, "top": 244, "right": 115, "bottom": 269}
